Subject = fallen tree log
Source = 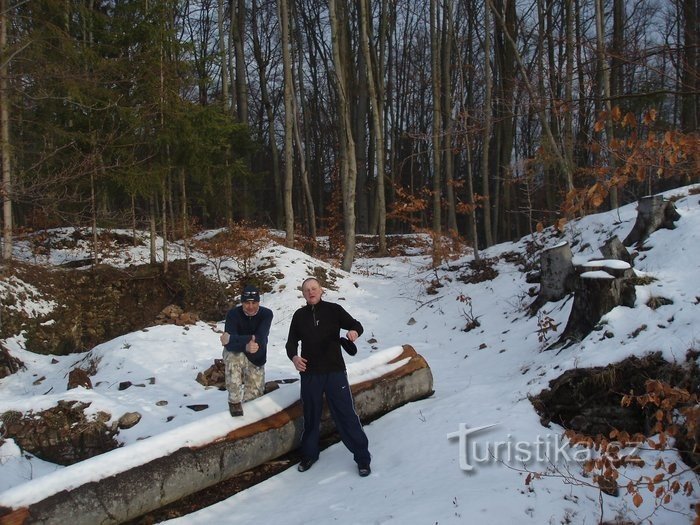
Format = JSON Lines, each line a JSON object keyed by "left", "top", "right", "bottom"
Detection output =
{"left": 0, "top": 345, "right": 433, "bottom": 525}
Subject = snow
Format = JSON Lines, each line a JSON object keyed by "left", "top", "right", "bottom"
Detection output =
{"left": 2, "top": 186, "right": 700, "bottom": 524}
{"left": 583, "top": 259, "right": 632, "bottom": 270}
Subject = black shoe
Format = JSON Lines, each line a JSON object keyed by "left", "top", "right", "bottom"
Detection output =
{"left": 297, "top": 458, "right": 316, "bottom": 472}
{"left": 358, "top": 464, "right": 371, "bottom": 477}
{"left": 228, "top": 402, "right": 243, "bottom": 417}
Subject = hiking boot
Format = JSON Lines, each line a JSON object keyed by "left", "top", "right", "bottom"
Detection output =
{"left": 297, "top": 458, "right": 316, "bottom": 472}
{"left": 228, "top": 402, "right": 243, "bottom": 417}
{"left": 358, "top": 464, "right": 371, "bottom": 477}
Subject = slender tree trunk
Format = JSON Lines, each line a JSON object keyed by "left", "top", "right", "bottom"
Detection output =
{"left": 217, "top": 0, "right": 229, "bottom": 110}
{"left": 90, "top": 172, "right": 98, "bottom": 267}
{"left": 292, "top": 93, "right": 317, "bottom": 239}
{"left": 359, "top": 0, "right": 387, "bottom": 255}
{"left": 482, "top": 0, "right": 494, "bottom": 247}
{"left": 329, "top": 0, "right": 358, "bottom": 271}
{"left": 564, "top": 0, "right": 574, "bottom": 183}
{"left": 278, "top": 0, "right": 294, "bottom": 248}
{"left": 595, "top": 0, "right": 617, "bottom": 209}
{"left": 0, "top": 0, "right": 11, "bottom": 261}
{"left": 232, "top": 0, "right": 248, "bottom": 123}
{"left": 161, "top": 180, "right": 168, "bottom": 273}
{"left": 180, "top": 168, "right": 190, "bottom": 280}
{"left": 430, "top": 0, "right": 442, "bottom": 234}
{"left": 149, "top": 196, "right": 157, "bottom": 265}
{"left": 680, "top": 0, "right": 699, "bottom": 132}
{"left": 442, "top": 1, "right": 457, "bottom": 233}
{"left": 537, "top": 0, "right": 554, "bottom": 211}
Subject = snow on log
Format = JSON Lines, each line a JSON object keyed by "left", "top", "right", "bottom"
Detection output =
{"left": 0, "top": 345, "right": 433, "bottom": 525}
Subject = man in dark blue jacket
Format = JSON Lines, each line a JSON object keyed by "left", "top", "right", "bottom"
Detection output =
{"left": 286, "top": 277, "right": 371, "bottom": 477}
{"left": 220, "top": 285, "right": 273, "bottom": 416}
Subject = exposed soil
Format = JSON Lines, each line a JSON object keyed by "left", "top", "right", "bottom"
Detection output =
{"left": 531, "top": 351, "right": 700, "bottom": 467}
{"left": 1, "top": 259, "right": 230, "bottom": 355}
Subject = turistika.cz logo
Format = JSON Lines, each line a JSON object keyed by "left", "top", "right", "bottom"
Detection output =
{"left": 446, "top": 423, "right": 640, "bottom": 472}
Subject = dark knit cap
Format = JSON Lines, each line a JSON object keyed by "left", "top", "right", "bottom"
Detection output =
{"left": 241, "top": 285, "right": 260, "bottom": 302}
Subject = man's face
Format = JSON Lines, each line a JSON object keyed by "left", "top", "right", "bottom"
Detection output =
{"left": 242, "top": 300, "right": 260, "bottom": 316}
{"left": 302, "top": 280, "right": 322, "bottom": 305}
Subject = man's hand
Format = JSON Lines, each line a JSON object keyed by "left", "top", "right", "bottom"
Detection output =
{"left": 346, "top": 330, "right": 359, "bottom": 342}
{"left": 292, "top": 355, "right": 307, "bottom": 372}
{"left": 220, "top": 332, "right": 230, "bottom": 346}
{"left": 246, "top": 335, "right": 259, "bottom": 354}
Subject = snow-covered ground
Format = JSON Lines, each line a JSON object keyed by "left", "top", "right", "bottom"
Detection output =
{"left": 2, "top": 185, "right": 700, "bottom": 524}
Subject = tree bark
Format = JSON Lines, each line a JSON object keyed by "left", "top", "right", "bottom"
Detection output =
{"left": 481, "top": 0, "right": 494, "bottom": 247}
{"left": 1, "top": 0, "right": 12, "bottom": 261}
{"left": 622, "top": 196, "right": 681, "bottom": 247}
{"left": 547, "top": 263, "right": 636, "bottom": 350}
{"left": 430, "top": 0, "right": 442, "bottom": 234}
{"left": 217, "top": 0, "right": 229, "bottom": 110}
{"left": 330, "top": 0, "right": 358, "bottom": 272}
{"left": 359, "top": 0, "right": 387, "bottom": 255}
{"left": 231, "top": 0, "right": 248, "bottom": 123}
{"left": 680, "top": 0, "right": 699, "bottom": 132}
{"left": 278, "top": 0, "right": 295, "bottom": 248}
{"left": 529, "top": 241, "right": 576, "bottom": 314}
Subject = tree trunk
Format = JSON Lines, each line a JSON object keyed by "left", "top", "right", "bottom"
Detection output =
{"left": 329, "top": 0, "right": 358, "bottom": 272}
{"left": 595, "top": 0, "right": 618, "bottom": 210}
{"left": 430, "top": 0, "right": 442, "bottom": 234}
{"left": 278, "top": 0, "right": 294, "bottom": 248}
{"left": 180, "top": 168, "right": 191, "bottom": 281}
{"left": 442, "top": 1, "right": 457, "bottom": 233}
{"left": 622, "top": 196, "right": 681, "bottom": 247}
{"left": 232, "top": 0, "right": 248, "bottom": 123}
{"left": 1, "top": 0, "right": 12, "bottom": 261}
{"left": 161, "top": 180, "right": 168, "bottom": 274}
{"left": 481, "top": 0, "right": 494, "bottom": 247}
{"left": 149, "top": 196, "right": 157, "bottom": 265}
{"left": 359, "top": 0, "right": 387, "bottom": 255}
{"left": 680, "top": 0, "right": 699, "bottom": 132}
{"left": 217, "top": 0, "right": 229, "bottom": 110}
{"left": 548, "top": 263, "right": 636, "bottom": 350}
{"left": 600, "top": 236, "right": 632, "bottom": 264}
{"left": 529, "top": 241, "right": 576, "bottom": 314}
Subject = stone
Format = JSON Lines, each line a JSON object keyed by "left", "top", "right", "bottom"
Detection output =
{"left": 118, "top": 412, "right": 142, "bottom": 429}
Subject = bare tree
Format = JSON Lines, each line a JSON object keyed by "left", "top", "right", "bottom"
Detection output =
{"left": 231, "top": 0, "right": 248, "bottom": 123}
{"left": 0, "top": 0, "right": 11, "bottom": 260}
{"left": 481, "top": 0, "right": 494, "bottom": 247}
{"left": 430, "top": 0, "right": 442, "bottom": 234}
{"left": 278, "top": 0, "right": 294, "bottom": 248}
{"left": 329, "top": 0, "right": 358, "bottom": 271}
{"left": 359, "top": 0, "right": 387, "bottom": 255}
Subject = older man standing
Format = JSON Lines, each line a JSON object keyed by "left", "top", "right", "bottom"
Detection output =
{"left": 285, "top": 277, "right": 372, "bottom": 477}
{"left": 220, "top": 284, "right": 273, "bottom": 417}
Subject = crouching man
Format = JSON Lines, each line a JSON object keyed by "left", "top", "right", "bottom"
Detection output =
{"left": 220, "top": 285, "right": 273, "bottom": 416}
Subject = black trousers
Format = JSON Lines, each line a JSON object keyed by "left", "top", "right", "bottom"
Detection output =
{"left": 299, "top": 371, "right": 371, "bottom": 465}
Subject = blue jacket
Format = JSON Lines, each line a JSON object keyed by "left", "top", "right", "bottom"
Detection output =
{"left": 223, "top": 305, "right": 273, "bottom": 367}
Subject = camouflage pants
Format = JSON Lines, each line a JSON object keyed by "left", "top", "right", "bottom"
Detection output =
{"left": 222, "top": 350, "right": 265, "bottom": 404}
